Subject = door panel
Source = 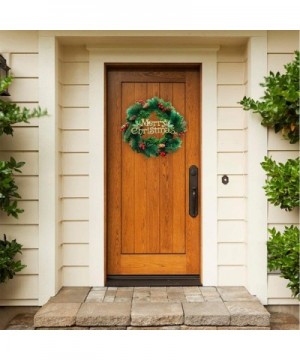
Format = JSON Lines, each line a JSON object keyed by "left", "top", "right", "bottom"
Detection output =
{"left": 107, "top": 65, "right": 201, "bottom": 276}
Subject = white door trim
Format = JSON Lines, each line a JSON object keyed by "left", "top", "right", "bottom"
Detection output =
{"left": 246, "top": 36, "right": 268, "bottom": 304}
{"left": 38, "top": 35, "right": 61, "bottom": 305}
{"left": 88, "top": 47, "right": 219, "bottom": 286}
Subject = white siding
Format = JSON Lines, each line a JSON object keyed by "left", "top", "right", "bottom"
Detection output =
{"left": 62, "top": 221, "right": 89, "bottom": 244}
{"left": 10, "top": 53, "right": 39, "bottom": 78}
{"left": 267, "top": 31, "right": 299, "bottom": 53}
{"left": 217, "top": 85, "right": 245, "bottom": 107}
{"left": 218, "top": 108, "right": 245, "bottom": 130}
{"left": 61, "top": 153, "right": 89, "bottom": 175}
{"left": 217, "top": 175, "right": 245, "bottom": 197}
{"left": 61, "top": 131, "right": 89, "bottom": 152}
{"left": 63, "top": 266, "right": 89, "bottom": 286}
{"left": 60, "top": 46, "right": 90, "bottom": 286}
{"left": 0, "top": 225, "right": 38, "bottom": 248}
{"left": 217, "top": 46, "right": 247, "bottom": 287}
{"left": 217, "top": 221, "right": 245, "bottom": 243}
{"left": 0, "top": 127, "right": 38, "bottom": 151}
{"left": 9, "top": 79, "right": 38, "bottom": 102}
{"left": 62, "top": 199, "right": 89, "bottom": 221}
{"left": 218, "top": 198, "right": 246, "bottom": 220}
{"left": 268, "top": 275, "right": 299, "bottom": 305}
{"left": 62, "top": 176, "right": 89, "bottom": 198}
{"left": 0, "top": 32, "right": 39, "bottom": 305}
{"left": 0, "top": 276, "right": 38, "bottom": 300}
{"left": 61, "top": 108, "right": 89, "bottom": 130}
{"left": 218, "top": 243, "right": 246, "bottom": 265}
{"left": 218, "top": 266, "right": 246, "bottom": 286}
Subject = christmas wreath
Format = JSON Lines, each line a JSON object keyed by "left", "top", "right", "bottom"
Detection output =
{"left": 121, "top": 97, "right": 186, "bottom": 157}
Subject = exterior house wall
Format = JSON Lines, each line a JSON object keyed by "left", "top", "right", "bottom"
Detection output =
{"left": 0, "top": 31, "right": 299, "bottom": 306}
{"left": 60, "top": 45, "right": 90, "bottom": 286}
{"left": 216, "top": 46, "right": 247, "bottom": 286}
{"left": 0, "top": 31, "right": 40, "bottom": 305}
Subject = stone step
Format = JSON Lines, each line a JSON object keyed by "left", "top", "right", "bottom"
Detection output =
{"left": 33, "top": 286, "right": 271, "bottom": 329}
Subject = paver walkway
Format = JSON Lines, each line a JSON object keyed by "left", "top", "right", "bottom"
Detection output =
{"left": 30, "top": 286, "right": 271, "bottom": 330}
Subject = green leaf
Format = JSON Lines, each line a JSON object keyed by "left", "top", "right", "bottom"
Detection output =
{"left": 0, "top": 158, "right": 24, "bottom": 217}
{"left": 267, "top": 226, "right": 300, "bottom": 299}
{"left": 0, "top": 77, "right": 48, "bottom": 137}
{"left": 239, "top": 51, "right": 299, "bottom": 144}
{"left": 261, "top": 156, "right": 299, "bottom": 211}
{"left": 0, "top": 235, "right": 26, "bottom": 283}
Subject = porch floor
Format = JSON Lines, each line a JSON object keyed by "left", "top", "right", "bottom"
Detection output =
{"left": 32, "top": 286, "right": 271, "bottom": 329}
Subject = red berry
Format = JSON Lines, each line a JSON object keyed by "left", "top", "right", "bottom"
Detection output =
{"left": 121, "top": 123, "right": 129, "bottom": 131}
{"left": 160, "top": 151, "right": 166, "bottom": 157}
{"left": 139, "top": 143, "right": 146, "bottom": 150}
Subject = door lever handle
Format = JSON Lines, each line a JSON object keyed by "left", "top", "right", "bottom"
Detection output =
{"left": 189, "top": 166, "right": 198, "bottom": 217}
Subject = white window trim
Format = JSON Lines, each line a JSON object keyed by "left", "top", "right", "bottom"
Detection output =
{"left": 87, "top": 47, "right": 219, "bottom": 287}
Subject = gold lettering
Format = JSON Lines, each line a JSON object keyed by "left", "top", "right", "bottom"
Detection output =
{"left": 141, "top": 118, "right": 152, "bottom": 126}
{"left": 130, "top": 118, "right": 175, "bottom": 135}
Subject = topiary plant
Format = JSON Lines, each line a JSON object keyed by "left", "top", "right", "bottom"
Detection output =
{"left": 261, "top": 156, "right": 300, "bottom": 211}
{"left": 267, "top": 226, "right": 299, "bottom": 299}
{"left": 240, "top": 51, "right": 299, "bottom": 144}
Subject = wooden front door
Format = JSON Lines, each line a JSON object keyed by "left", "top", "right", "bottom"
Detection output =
{"left": 106, "top": 65, "right": 201, "bottom": 278}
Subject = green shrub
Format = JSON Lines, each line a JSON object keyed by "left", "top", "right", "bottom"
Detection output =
{"left": 0, "top": 157, "right": 24, "bottom": 218}
{"left": 0, "top": 234, "right": 26, "bottom": 283}
{"left": 0, "top": 76, "right": 47, "bottom": 137}
{"left": 267, "top": 226, "right": 300, "bottom": 299}
{"left": 0, "top": 76, "right": 47, "bottom": 283}
{"left": 240, "top": 51, "right": 299, "bottom": 144}
{"left": 261, "top": 156, "right": 299, "bottom": 211}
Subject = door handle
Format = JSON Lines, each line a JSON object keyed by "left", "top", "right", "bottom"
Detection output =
{"left": 189, "top": 165, "right": 198, "bottom": 217}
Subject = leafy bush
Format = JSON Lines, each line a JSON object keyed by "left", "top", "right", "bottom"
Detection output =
{"left": 0, "top": 75, "right": 47, "bottom": 283}
{"left": 0, "top": 234, "right": 26, "bottom": 283}
{"left": 240, "top": 51, "right": 299, "bottom": 144}
{"left": 267, "top": 226, "right": 300, "bottom": 299}
{"left": 0, "top": 76, "right": 47, "bottom": 136}
{"left": 261, "top": 156, "right": 300, "bottom": 211}
{"left": 0, "top": 76, "right": 47, "bottom": 218}
{"left": 0, "top": 157, "right": 25, "bottom": 218}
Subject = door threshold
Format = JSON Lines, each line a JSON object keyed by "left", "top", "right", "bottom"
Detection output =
{"left": 106, "top": 275, "right": 201, "bottom": 287}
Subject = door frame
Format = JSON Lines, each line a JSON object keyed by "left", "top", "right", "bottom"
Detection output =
{"left": 87, "top": 46, "right": 219, "bottom": 287}
{"left": 105, "top": 64, "right": 202, "bottom": 281}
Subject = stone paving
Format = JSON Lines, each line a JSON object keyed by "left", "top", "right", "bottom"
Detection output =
{"left": 29, "top": 286, "right": 273, "bottom": 330}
